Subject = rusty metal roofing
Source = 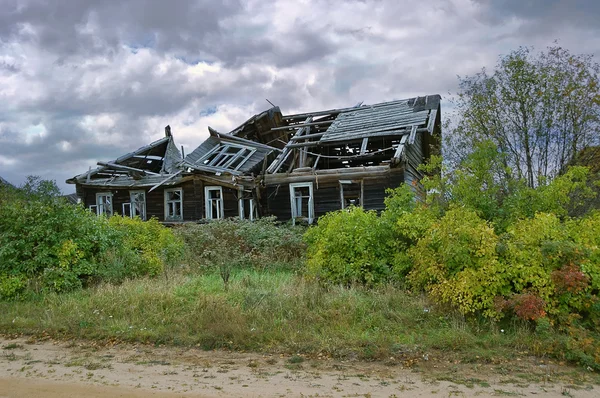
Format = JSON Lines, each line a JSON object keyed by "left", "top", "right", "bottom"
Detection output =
{"left": 319, "top": 95, "right": 440, "bottom": 142}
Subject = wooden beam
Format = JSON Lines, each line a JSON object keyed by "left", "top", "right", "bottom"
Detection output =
{"left": 267, "top": 117, "right": 312, "bottom": 173}
{"left": 408, "top": 125, "right": 418, "bottom": 145}
{"left": 290, "top": 132, "right": 326, "bottom": 141}
{"left": 360, "top": 138, "right": 369, "bottom": 155}
{"left": 270, "top": 120, "right": 334, "bottom": 131}
{"left": 282, "top": 141, "right": 322, "bottom": 149}
{"left": 282, "top": 99, "right": 406, "bottom": 121}
{"left": 392, "top": 135, "right": 408, "bottom": 162}
{"left": 427, "top": 109, "right": 438, "bottom": 133}
{"left": 148, "top": 171, "right": 183, "bottom": 192}
{"left": 96, "top": 162, "right": 160, "bottom": 175}
{"left": 312, "top": 154, "right": 321, "bottom": 170}
{"left": 264, "top": 165, "right": 394, "bottom": 185}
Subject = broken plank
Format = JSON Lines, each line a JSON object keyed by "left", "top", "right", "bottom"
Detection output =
{"left": 96, "top": 161, "right": 160, "bottom": 175}
{"left": 408, "top": 125, "right": 418, "bottom": 145}
{"left": 270, "top": 120, "right": 334, "bottom": 131}
{"left": 360, "top": 138, "right": 369, "bottom": 155}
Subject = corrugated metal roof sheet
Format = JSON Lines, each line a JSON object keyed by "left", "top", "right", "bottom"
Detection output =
{"left": 320, "top": 95, "right": 440, "bottom": 142}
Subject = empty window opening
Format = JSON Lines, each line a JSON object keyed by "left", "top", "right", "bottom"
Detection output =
{"left": 95, "top": 193, "right": 113, "bottom": 216}
{"left": 238, "top": 190, "right": 257, "bottom": 221}
{"left": 165, "top": 188, "right": 183, "bottom": 221}
{"left": 205, "top": 186, "right": 224, "bottom": 220}
{"left": 130, "top": 191, "right": 146, "bottom": 220}
{"left": 340, "top": 180, "right": 363, "bottom": 209}
{"left": 289, "top": 182, "right": 314, "bottom": 225}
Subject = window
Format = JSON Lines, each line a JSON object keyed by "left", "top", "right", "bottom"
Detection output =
{"left": 289, "top": 182, "right": 314, "bottom": 225}
{"left": 205, "top": 186, "right": 224, "bottom": 220}
{"left": 95, "top": 192, "right": 113, "bottom": 216}
{"left": 238, "top": 190, "right": 257, "bottom": 221}
{"left": 164, "top": 188, "right": 183, "bottom": 221}
{"left": 340, "top": 180, "right": 363, "bottom": 209}
{"left": 130, "top": 191, "right": 146, "bottom": 220}
{"left": 198, "top": 143, "right": 256, "bottom": 171}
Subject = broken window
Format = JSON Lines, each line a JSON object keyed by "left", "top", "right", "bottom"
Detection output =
{"left": 164, "top": 188, "right": 183, "bottom": 221}
{"left": 95, "top": 192, "right": 113, "bottom": 216}
{"left": 205, "top": 186, "right": 224, "bottom": 220}
{"left": 340, "top": 180, "right": 363, "bottom": 209}
{"left": 130, "top": 191, "right": 146, "bottom": 220}
{"left": 289, "top": 182, "right": 314, "bottom": 224}
{"left": 238, "top": 190, "right": 257, "bottom": 221}
{"left": 198, "top": 143, "right": 255, "bottom": 171}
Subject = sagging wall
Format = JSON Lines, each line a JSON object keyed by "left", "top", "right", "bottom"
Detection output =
{"left": 261, "top": 167, "right": 404, "bottom": 221}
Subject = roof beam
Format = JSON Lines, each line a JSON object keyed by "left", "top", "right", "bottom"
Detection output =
{"left": 270, "top": 120, "right": 334, "bottom": 131}
{"left": 267, "top": 117, "right": 312, "bottom": 174}
{"left": 96, "top": 162, "right": 160, "bottom": 175}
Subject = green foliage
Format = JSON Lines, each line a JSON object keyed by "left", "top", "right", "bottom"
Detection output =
{"left": 0, "top": 177, "right": 184, "bottom": 299}
{"left": 0, "top": 274, "right": 26, "bottom": 300}
{"left": 105, "top": 216, "right": 184, "bottom": 279}
{"left": 383, "top": 185, "right": 437, "bottom": 278}
{"left": 407, "top": 207, "right": 504, "bottom": 317}
{"left": 174, "top": 217, "right": 305, "bottom": 272}
{"left": 305, "top": 206, "right": 393, "bottom": 286}
{"left": 451, "top": 46, "right": 600, "bottom": 187}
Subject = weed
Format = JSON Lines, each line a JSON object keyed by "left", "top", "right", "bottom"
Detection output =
{"left": 2, "top": 343, "right": 22, "bottom": 350}
{"left": 288, "top": 355, "right": 304, "bottom": 364}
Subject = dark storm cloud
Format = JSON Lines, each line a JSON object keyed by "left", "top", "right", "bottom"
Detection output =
{"left": 0, "top": 0, "right": 242, "bottom": 58}
{"left": 476, "top": 0, "right": 600, "bottom": 30}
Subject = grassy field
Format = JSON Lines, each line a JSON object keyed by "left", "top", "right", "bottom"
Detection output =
{"left": 0, "top": 268, "right": 572, "bottom": 366}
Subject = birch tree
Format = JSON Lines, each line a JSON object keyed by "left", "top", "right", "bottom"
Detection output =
{"left": 452, "top": 46, "right": 600, "bottom": 187}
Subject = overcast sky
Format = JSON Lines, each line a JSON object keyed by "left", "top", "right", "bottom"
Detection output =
{"left": 1, "top": 0, "right": 599, "bottom": 192}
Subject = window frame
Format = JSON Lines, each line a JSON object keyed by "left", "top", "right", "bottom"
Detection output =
{"left": 130, "top": 190, "right": 147, "bottom": 220}
{"left": 289, "top": 182, "right": 314, "bottom": 225}
{"left": 198, "top": 142, "right": 257, "bottom": 171}
{"left": 238, "top": 189, "right": 257, "bottom": 221}
{"left": 339, "top": 179, "right": 363, "bottom": 209}
{"left": 95, "top": 192, "right": 113, "bottom": 216}
{"left": 164, "top": 188, "right": 183, "bottom": 221}
{"left": 205, "top": 186, "right": 224, "bottom": 220}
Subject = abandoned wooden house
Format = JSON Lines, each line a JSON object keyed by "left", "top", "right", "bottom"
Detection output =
{"left": 66, "top": 109, "right": 283, "bottom": 222}
{"left": 67, "top": 94, "right": 441, "bottom": 224}
{"left": 261, "top": 94, "right": 441, "bottom": 224}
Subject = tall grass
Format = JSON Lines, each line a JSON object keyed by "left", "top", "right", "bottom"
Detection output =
{"left": 0, "top": 268, "right": 550, "bottom": 362}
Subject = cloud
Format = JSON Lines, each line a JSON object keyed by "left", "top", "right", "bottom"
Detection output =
{"left": 1, "top": 0, "right": 599, "bottom": 191}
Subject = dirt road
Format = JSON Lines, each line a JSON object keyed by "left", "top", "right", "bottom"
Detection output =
{"left": 1, "top": 336, "right": 597, "bottom": 397}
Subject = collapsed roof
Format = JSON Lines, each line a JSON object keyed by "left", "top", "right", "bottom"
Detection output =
{"left": 267, "top": 94, "right": 441, "bottom": 173}
{"left": 67, "top": 126, "right": 182, "bottom": 186}
{"left": 66, "top": 95, "right": 441, "bottom": 189}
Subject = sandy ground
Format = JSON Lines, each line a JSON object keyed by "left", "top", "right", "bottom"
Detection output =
{"left": 0, "top": 336, "right": 598, "bottom": 398}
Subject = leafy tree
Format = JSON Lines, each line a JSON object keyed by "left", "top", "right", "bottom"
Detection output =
{"left": 451, "top": 46, "right": 600, "bottom": 187}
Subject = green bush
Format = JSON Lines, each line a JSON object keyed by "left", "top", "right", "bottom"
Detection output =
{"left": 407, "top": 207, "right": 504, "bottom": 317}
{"left": 0, "top": 177, "right": 184, "bottom": 298}
{"left": 304, "top": 206, "right": 394, "bottom": 286}
{"left": 383, "top": 185, "right": 437, "bottom": 278}
{"left": 104, "top": 216, "right": 184, "bottom": 279}
{"left": 174, "top": 217, "right": 305, "bottom": 271}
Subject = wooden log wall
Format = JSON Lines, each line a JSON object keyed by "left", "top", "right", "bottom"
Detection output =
{"left": 78, "top": 177, "right": 243, "bottom": 222}
{"left": 261, "top": 167, "right": 405, "bottom": 221}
